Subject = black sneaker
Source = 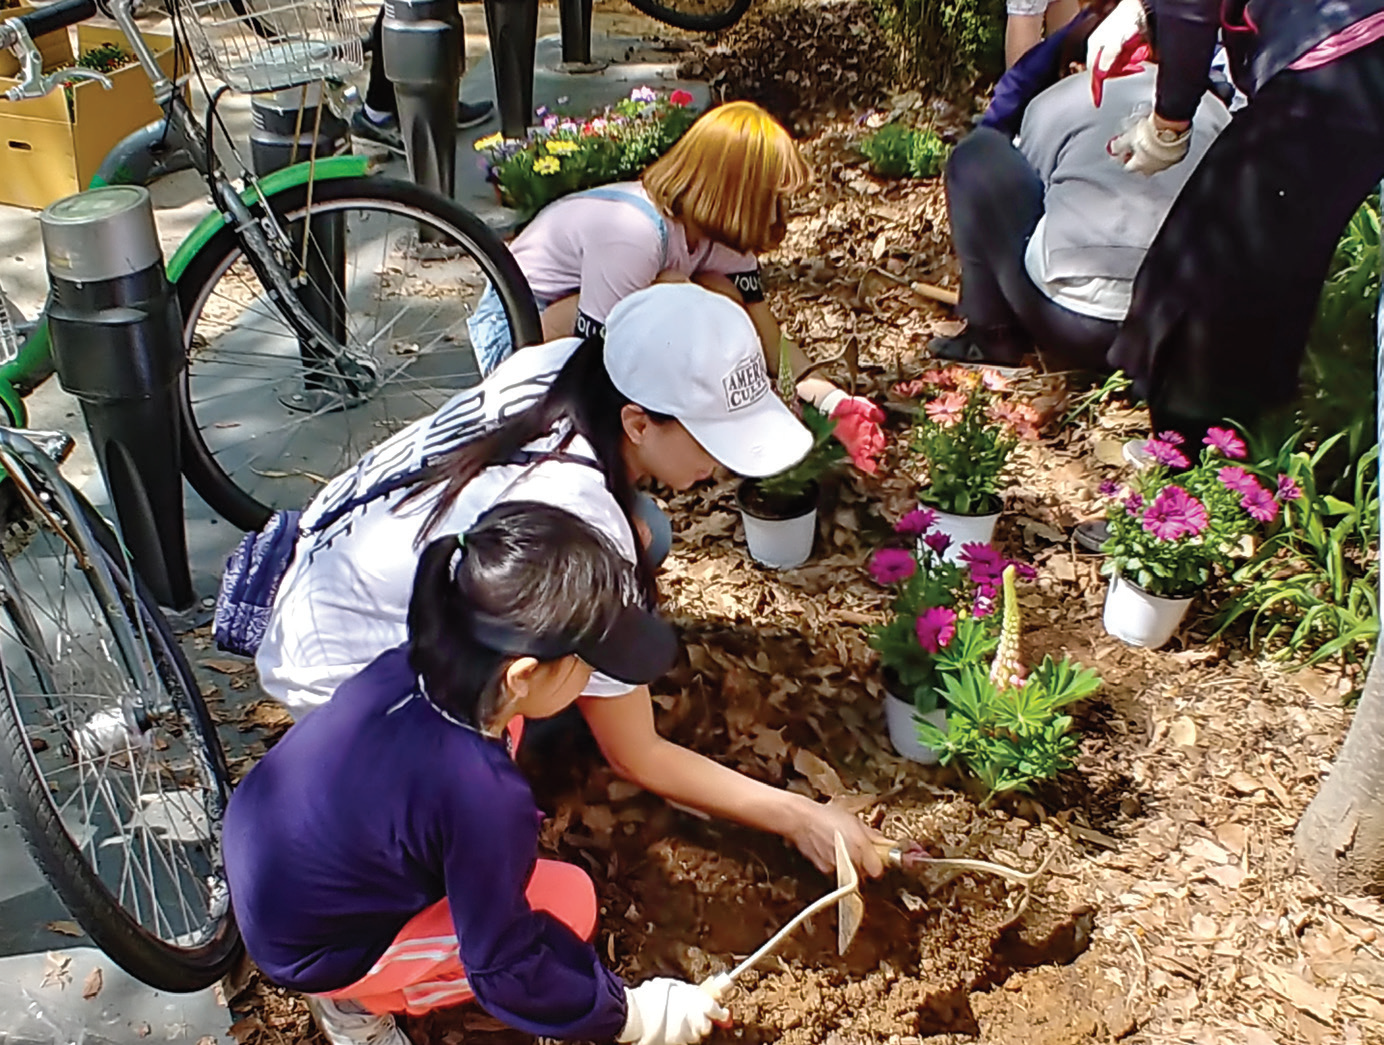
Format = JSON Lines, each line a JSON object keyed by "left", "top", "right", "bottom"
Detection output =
{"left": 928, "top": 328, "right": 1030, "bottom": 371}
{"left": 457, "top": 99, "right": 494, "bottom": 129}
{"left": 349, "top": 109, "right": 404, "bottom": 154}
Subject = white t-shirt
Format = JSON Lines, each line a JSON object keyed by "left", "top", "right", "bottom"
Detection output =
{"left": 1024, "top": 216, "right": 1132, "bottom": 322}
{"left": 256, "top": 338, "right": 639, "bottom": 716}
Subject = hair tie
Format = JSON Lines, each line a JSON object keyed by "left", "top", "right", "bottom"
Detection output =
{"left": 449, "top": 535, "right": 466, "bottom": 582}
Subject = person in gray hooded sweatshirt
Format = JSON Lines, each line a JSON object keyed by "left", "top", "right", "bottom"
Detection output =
{"left": 931, "top": 25, "right": 1230, "bottom": 372}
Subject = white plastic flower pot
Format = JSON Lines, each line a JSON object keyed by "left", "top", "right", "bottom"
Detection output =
{"left": 1102, "top": 573, "right": 1193, "bottom": 649}
{"left": 736, "top": 480, "right": 819, "bottom": 570}
{"left": 926, "top": 506, "right": 1001, "bottom": 564}
{"left": 884, "top": 690, "right": 947, "bottom": 765}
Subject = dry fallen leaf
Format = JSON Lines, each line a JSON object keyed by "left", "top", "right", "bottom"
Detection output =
{"left": 203, "top": 658, "right": 254, "bottom": 675}
{"left": 1259, "top": 963, "right": 1339, "bottom": 1024}
{"left": 82, "top": 966, "right": 102, "bottom": 1000}
{"left": 792, "top": 748, "right": 846, "bottom": 797}
{"left": 1169, "top": 716, "right": 1198, "bottom": 747}
{"left": 40, "top": 951, "right": 72, "bottom": 989}
{"left": 45, "top": 920, "right": 83, "bottom": 937}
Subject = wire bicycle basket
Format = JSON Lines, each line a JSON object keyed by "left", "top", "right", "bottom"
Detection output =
{"left": 175, "top": 0, "right": 364, "bottom": 93}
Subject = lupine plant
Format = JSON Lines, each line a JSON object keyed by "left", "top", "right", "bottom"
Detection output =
{"left": 916, "top": 566, "right": 1102, "bottom": 798}
{"left": 1100, "top": 428, "right": 1289, "bottom": 599}
{"left": 898, "top": 366, "right": 1040, "bottom": 516}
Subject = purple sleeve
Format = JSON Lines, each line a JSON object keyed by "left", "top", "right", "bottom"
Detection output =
{"left": 439, "top": 765, "right": 627, "bottom": 1040}
{"left": 981, "top": 22, "right": 1073, "bottom": 136}
{"left": 1150, "top": 0, "right": 1221, "bottom": 123}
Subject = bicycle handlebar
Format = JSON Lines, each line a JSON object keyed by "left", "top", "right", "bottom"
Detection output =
{"left": 1, "top": 0, "right": 97, "bottom": 48}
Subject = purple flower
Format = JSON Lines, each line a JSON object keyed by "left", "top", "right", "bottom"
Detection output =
{"left": 1276, "top": 474, "right": 1302, "bottom": 502}
{"left": 1242, "top": 484, "right": 1280, "bottom": 523}
{"left": 1218, "top": 466, "right": 1259, "bottom": 495}
{"left": 1124, "top": 492, "right": 1144, "bottom": 514}
{"left": 895, "top": 508, "right": 937, "bottom": 536}
{"left": 542, "top": 114, "right": 560, "bottom": 131}
{"left": 629, "top": 86, "right": 657, "bottom": 103}
{"left": 1099, "top": 480, "right": 1120, "bottom": 497}
{"left": 1142, "top": 486, "right": 1209, "bottom": 541}
{"left": 869, "top": 548, "right": 916, "bottom": 584}
{"left": 1013, "top": 562, "right": 1037, "bottom": 581}
{"left": 1204, "top": 427, "right": 1247, "bottom": 459}
{"left": 960, "top": 543, "right": 1004, "bottom": 589}
{"left": 972, "top": 591, "right": 995, "bottom": 617}
{"left": 1156, "top": 430, "right": 1186, "bottom": 446}
{"left": 915, "top": 606, "right": 957, "bottom": 653}
{"left": 923, "top": 531, "right": 952, "bottom": 556}
{"left": 1146, "top": 438, "right": 1190, "bottom": 470}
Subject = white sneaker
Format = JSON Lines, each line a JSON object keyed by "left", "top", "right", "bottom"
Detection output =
{"left": 307, "top": 996, "right": 411, "bottom": 1045}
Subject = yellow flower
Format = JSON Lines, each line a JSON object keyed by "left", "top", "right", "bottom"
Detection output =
{"left": 473, "top": 132, "right": 504, "bottom": 152}
{"left": 545, "top": 139, "right": 578, "bottom": 155}
{"left": 533, "top": 155, "right": 561, "bottom": 175}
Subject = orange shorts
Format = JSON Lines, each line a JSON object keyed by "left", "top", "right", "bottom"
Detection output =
{"left": 323, "top": 718, "right": 598, "bottom": 1016}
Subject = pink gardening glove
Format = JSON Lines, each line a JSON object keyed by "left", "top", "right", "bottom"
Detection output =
{"left": 821, "top": 391, "right": 886, "bottom": 475}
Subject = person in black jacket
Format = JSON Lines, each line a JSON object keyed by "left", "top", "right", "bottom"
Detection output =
{"left": 1091, "top": 0, "right": 1384, "bottom": 446}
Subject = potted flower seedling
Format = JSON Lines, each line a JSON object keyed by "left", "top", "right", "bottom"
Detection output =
{"left": 902, "top": 366, "right": 1039, "bottom": 560}
{"left": 916, "top": 565, "right": 1102, "bottom": 798}
{"left": 1099, "top": 427, "right": 1288, "bottom": 649}
{"left": 737, "top": 403, "right": 845, "bottom": 568}
{"left": 868, "top": 509, "right": 1033, "bottom": 762}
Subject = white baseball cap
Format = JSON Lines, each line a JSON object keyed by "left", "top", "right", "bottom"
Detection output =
{"left": 603, "top": 284, "right": 812, "bottom": 478}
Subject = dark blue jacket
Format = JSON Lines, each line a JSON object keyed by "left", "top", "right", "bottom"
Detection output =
{"left": 1153, "top": 0, "right": 1384, "bottom": 121}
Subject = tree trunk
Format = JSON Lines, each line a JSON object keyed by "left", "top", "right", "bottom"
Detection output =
{"left": 1296, "top": 630, "right": 1384, "bottom": 894}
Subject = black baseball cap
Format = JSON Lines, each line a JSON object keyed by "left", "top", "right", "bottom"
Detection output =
{"left": 468, "top": 603, "right": 678, "bottom": 685}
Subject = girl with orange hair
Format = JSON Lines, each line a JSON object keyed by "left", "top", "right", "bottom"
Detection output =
{"left": 470, "top": 100, "right": 884, "bottom": 469}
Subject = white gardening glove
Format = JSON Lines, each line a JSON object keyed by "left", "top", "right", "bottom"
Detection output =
{"left": 618, "top": 978, "right": 729, "bottom": 1045}
{"left": 1107, "top": 114, "right": 1192, "bottom": 175}
{"left": 1086, "top": 0, "right": 1147, "bottom": 77}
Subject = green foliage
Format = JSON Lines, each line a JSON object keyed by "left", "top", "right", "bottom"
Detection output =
{"left": 478, "top": 89, "right": 699, "bottom": 219}
{"left": 1061, "top": 369, "right": 1133, "bottom": 428}
{"left": 1217, "top": 436, "right": 1379, "bottom": 668}
{"left": 858, "top": 123, "right": 951, "bottom": 179}
{"left": 75, "top": 43, "right": 134, "bottom": 74}
{"left": 873, "top": 600, "right": 997, "bottom": 712}
{"left": 915, "top": 656, "right": 1101, "bottom": 797}
{"left": 756, "top": 404, "right": 847, "bottom": 500}
{"left": 909, "top": 369, "right": 1029, "bottom": 516}
{"left": 872, "top": 0, "right": 1005, "bottom": 93}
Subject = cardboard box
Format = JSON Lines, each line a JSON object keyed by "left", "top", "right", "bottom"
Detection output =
{"left": 0, "top": 4, "right": 77, "bottom": 77}
{"left": 0, "top": 24, "right": 178, "bottom": 210}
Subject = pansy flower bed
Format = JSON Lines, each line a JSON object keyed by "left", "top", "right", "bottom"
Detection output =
{"left": 474, "top": 87, "right": 699, "bottom": 218}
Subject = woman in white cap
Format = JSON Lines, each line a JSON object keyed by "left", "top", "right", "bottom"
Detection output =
{"left": 252, "top": 282, "right": 888, "bottom": 879}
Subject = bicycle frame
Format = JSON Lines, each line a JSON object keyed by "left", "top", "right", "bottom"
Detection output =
{"left": 0, "top": 0, "right": 382, "bottom": 426}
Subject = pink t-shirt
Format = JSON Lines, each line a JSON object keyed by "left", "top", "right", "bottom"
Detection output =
{"left": 508, "top": 182, "right": 760, "bottom": 330}
{"left": 1291, "top": 10, "right": 1384, "bottom": 71}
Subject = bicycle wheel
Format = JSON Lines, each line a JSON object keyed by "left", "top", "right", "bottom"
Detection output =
{"left": 624, "top": 0, "right": 751, "bottom": 33}
{"left": 176, "top": 174, "right": 542, "bottom": 532}
{"left": 0, "top": 467, "right": 240, "bottom": 992}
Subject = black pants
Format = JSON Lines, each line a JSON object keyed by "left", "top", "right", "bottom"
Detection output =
{"left": 1109, "top": 38, "right": 1384, "bottom": 437}
{"left": 943, "top": 127, "right": 1121, "bottom": 373}
{"left": 364, "top": 6, "right": 467, "bottom": 115}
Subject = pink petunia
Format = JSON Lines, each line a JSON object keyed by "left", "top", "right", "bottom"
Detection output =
{"left": 1156, "top": 430, "right": 1186, "bottom": 446}
{"left": 915, "top": 606, "right": 958, "bottom": 653}
{"left": 1218, "top": 466, "right": 1259, "bottom": 495}
{"left": 669, "top": 89, "right": 694, "bottom": 107}
{"left": 895, "top": 508, "right": 937, "bottom": 536}
{"left": 1204, "top": 427, "right": 1247, "bottom": 459}
{"left": 1241, "top": 484, "right": 1280, "bottom": 523}
{"left": 1141, "top": 486, "right": 1209, "bottom": 541}
{"left": 973, "top": 591, "right": 995, "bottom": 618}
{"left": 923, "top": 531, "right": 952, "bottom": 557}
{"left": 1146, "top": 438, "right": 1190, "bottom": 470}
{"left": 869, "top": 548, "right": 916, "bottom": 584}
{"left": 1276, "top": 473, "right": 1302, "bottom": 502}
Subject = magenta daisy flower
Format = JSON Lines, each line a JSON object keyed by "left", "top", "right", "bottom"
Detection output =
{"left": 869, "top": 548, "right": 916, "bottom": 584}
{"left": 895, "top": 508, "right": 937, "bottom": 536}
{"left": 1156, "top": 430, "right": 1186, "bottom": 446}
{"left": 1146, "top": 438, "right": 1190, "bottom": 470}
{"left": 1141, "top": 486, "right": 1209, "bottom": 541}
{"left": 1099, "top": 480, "right": 1120, "bottom": 497}
{"left": 960, "top": 543, "right": 1004, "bottom": 587}
{"left": 1204, "top": 427, "right": 1247, "bottom": 459}
{"left": 1276, "top": 474, "right": 1302, "bottom": 502}
{"left": 1218, "top": 466, "right": 1259, "bottom": 495}
{"left": 1241, "top": 484, "right": 1280, "bottom": 523}
{"left": 915, "top": 606, "right": 958, "bottom": 653}
{"left": 923, "top": 531, "right": 952, "bottom": 556}
{"left": 1123, "top": 492, "right": 1144, "bottom": 514}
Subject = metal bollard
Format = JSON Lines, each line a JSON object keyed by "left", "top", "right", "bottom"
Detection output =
{"left": 40, "top": 186, "right": 193, "bottom": 610}
{"left": 483, "top": 0, "right": 538, "bottom": 139}
{"left": 558, "top": 0, "right": 605, "bottom": 72}
{"left": 251, "top": 85, "right": 352, "bottom": 410}
{"left": 382, "top": 0, "right": 461, "bottom": 200}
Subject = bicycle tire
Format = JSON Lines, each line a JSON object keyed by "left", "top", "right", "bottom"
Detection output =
{"left": 175, "top": 174, "right": 542, "bottom": 532}
{"left": 0, "top": 480, "right": 241, "bottom": 992}
{"left": 624, "top": 0, "right": 751, "bottom": 33}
